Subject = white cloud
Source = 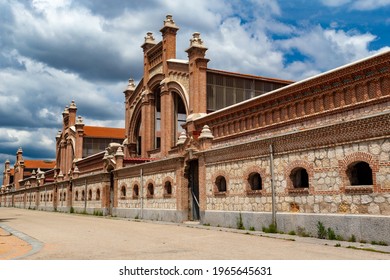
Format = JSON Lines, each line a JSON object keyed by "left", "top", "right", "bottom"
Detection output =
{"left": 0, "top": 0, "right": 388, "bottom": 167}
{"left": 276, "top": 25, "right": 388, "bottom": 79}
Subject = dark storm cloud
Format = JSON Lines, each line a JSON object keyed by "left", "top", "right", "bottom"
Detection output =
{"left": 0, "top": 142, "right": 52, "bottom": 161}
{"left": 0, "top": 0, "right": 146, "bottom": 83}
{"left": 14, "top": 38, "right": 140, "bottom": 82}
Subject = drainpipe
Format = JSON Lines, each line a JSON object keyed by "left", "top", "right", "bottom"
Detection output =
{"left": 140, "top": 168, "right": 144, "bottom": 219}
{"left": 269, "top": 144, "right": 276, "bottom": 227}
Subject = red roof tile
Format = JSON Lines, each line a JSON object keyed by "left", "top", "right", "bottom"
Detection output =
{"left": 83, "top": 126, "right": 125, "bottom": 139}
{"left": 24, "top": 160, "right": 56, "bottom": 169}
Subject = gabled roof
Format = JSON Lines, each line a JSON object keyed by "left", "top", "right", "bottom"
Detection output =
{"left": 24, "top": 160, "right": 56, "bottom": 170}
{"left": 83, "top": 126, "right": 125, "bottom": 139}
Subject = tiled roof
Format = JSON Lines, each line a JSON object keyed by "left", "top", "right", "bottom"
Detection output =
{"left": 24, "top": 160, "right": 56, "bottom": 169}
{"left": 83, "top": 126, "right": 125, "bottom": 139}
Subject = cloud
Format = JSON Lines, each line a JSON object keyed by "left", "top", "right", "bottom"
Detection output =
{"left": 0, "top": 52, "right": 125, "bottom": 127}
{"left": 2, "top": 0, "right": 143, "bottom": 82}
{"left": 277, "top": 26, "right": 381, "bottom": 76}
{"left": 0, "top": 0, "right": 388, "bottom": 174}
{"left": 321, "top": 0, "right": 390, "bottom": 10}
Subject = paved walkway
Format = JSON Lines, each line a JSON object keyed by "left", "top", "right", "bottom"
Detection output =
{"left": 1, "top": 208, "right": 390, "bottom": 260}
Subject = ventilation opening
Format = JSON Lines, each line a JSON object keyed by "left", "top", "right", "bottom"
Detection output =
{"left": 121, "top": 186, "right": 126, "bottom": 198}
{"left": 164, "top": 181, "right": 172, "bottom": 195}
{"left": 290, "top": 168, "right": 309, "bottom": 188}
{"left": 88, "top": 189, "right": 92, "bottom": 201}
{"left": 215, "top": 176, "right": 227, "bottom": 192}
{"left": 147, "top": 183, "right": 154, "bottom": 197}
{"left": 248, "top": 172, "right": 262, "bottom": 190}
{"left": 133, "top": 185, "right": 139, "bottom": 198}
{"left": 347, "top": 161, "right": 373, "bottom": 185}
{"left": 96, "top": 189, "right": 100, "bottom": 200}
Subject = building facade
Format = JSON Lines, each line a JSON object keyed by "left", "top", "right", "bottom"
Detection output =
{"left": 1, "top": 15, "right": 390, "bottom": 243}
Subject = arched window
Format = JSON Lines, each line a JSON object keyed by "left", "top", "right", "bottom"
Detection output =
{"left": 147, "top": 183, "right": 154, "bottom": 197}
{"left": 154, "top": 87, "right": 161, "bottom": 149}
{"left": 81, "top": 190, "right": 85, "bottom": 201}
{"left": 63, "top": 192, "right": 66, "bottom": 202}
{"left": 347, "top": 161, "right": 373, "bottom": 185}
{"left": 121, "top": 185, "right": 126, "bottom": 198}
{"left": 134, "top": 113, "right": 142, "bottom": 156}
{"left": 96, "top": 189, "right": 101, "bottom": 200}
{"left": 215, "top": 176, "right": 227, "bottom": 192}
{"left": 173, "top": 92, "right": 187, "bottom": 145}
{"left": 88, "top": 189, "right": 92, "bottom": 201}
{"left": 133, "top": 184, "right": 139, "bottom": 198}
{"left": 290, "top": 168, "right": 309, "bottom": 188}
{"left": 248, "top": 172, "right": 262, "bottom": 190}
{"left": 75, "top": 191, "right": 79, "bottom": 201}
{"left": 164, "top": 181, "right": 172, "bottom": 196}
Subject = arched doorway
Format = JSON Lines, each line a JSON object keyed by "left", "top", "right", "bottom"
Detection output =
{"left": 188, "top": 160, "right": 200, "bottom": 220}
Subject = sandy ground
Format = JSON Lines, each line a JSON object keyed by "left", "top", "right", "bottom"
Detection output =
{"left": 0, "top": 227, "right": 32, "bottom": 260}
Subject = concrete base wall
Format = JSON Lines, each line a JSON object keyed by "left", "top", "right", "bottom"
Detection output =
{"left": 203, "top": 210, "right": 390, "bottom": 244}
{"left": 113, "top": 208, "right": 187, "bottom": 223}
{"left": 56, "top": 206, "right": 70, "bottom": 213}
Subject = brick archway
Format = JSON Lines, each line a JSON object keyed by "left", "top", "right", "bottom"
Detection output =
{"left": 243, "top": 166, "right": 267, "bottom": 194}
{"left": 285, "top": 160, "right": 314, "bottom": 194}
{"left": 162, "top": 176, "right": 174, "bottom": 197}
{"left": 211, "top": 170, "right": 229, "bottom": 195}
{"left": 338, "top": 152, "right": 379, "bottom": 192}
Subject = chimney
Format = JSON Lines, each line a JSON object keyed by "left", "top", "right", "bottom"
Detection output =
{"left": 74, "top": 116, "right": 85, "bottom": 160}
{"left": 160, "top": 15, "right": 179, "bottom": 62}
{"left": 186, "top": 32, "right": 209, "bottom": 115}
{"left": 68, "top": 100, "right": 77, "bottom": 126}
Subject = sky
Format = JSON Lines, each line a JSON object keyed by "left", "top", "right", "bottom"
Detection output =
{"left": 1, "top": 0, "right": 390, "bottom": 183}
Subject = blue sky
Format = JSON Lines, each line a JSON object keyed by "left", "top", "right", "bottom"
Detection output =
{"left": 1, "top": 0, "right": 389, "bottom": 183}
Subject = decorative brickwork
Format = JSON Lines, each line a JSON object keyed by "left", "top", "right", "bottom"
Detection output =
{"left": 285, "top": 160, "right": 314, "bottom": 194}
{"left": 1, "top": 16, "right": 390, "bottom": 242}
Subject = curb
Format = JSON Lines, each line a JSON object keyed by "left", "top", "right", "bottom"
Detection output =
{"left": 0, "top": 223, "right": 44, "bottom": 260}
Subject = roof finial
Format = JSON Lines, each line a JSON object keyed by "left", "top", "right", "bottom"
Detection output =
{"left": 164, "top": 15, "right": 176, "bottom": 27}
{"left": 144, "top": 32, "right": 156, "bottom": 44}
{"left": 126, "top": 78, "right": 136, "bottom": 91}
{"left": 189, "top": 32, "right": 205, "bottom": 48}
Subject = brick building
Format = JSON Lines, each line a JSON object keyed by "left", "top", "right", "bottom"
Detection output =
{"left": 1, "top": 15, "right": 390, "bottom": 243}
